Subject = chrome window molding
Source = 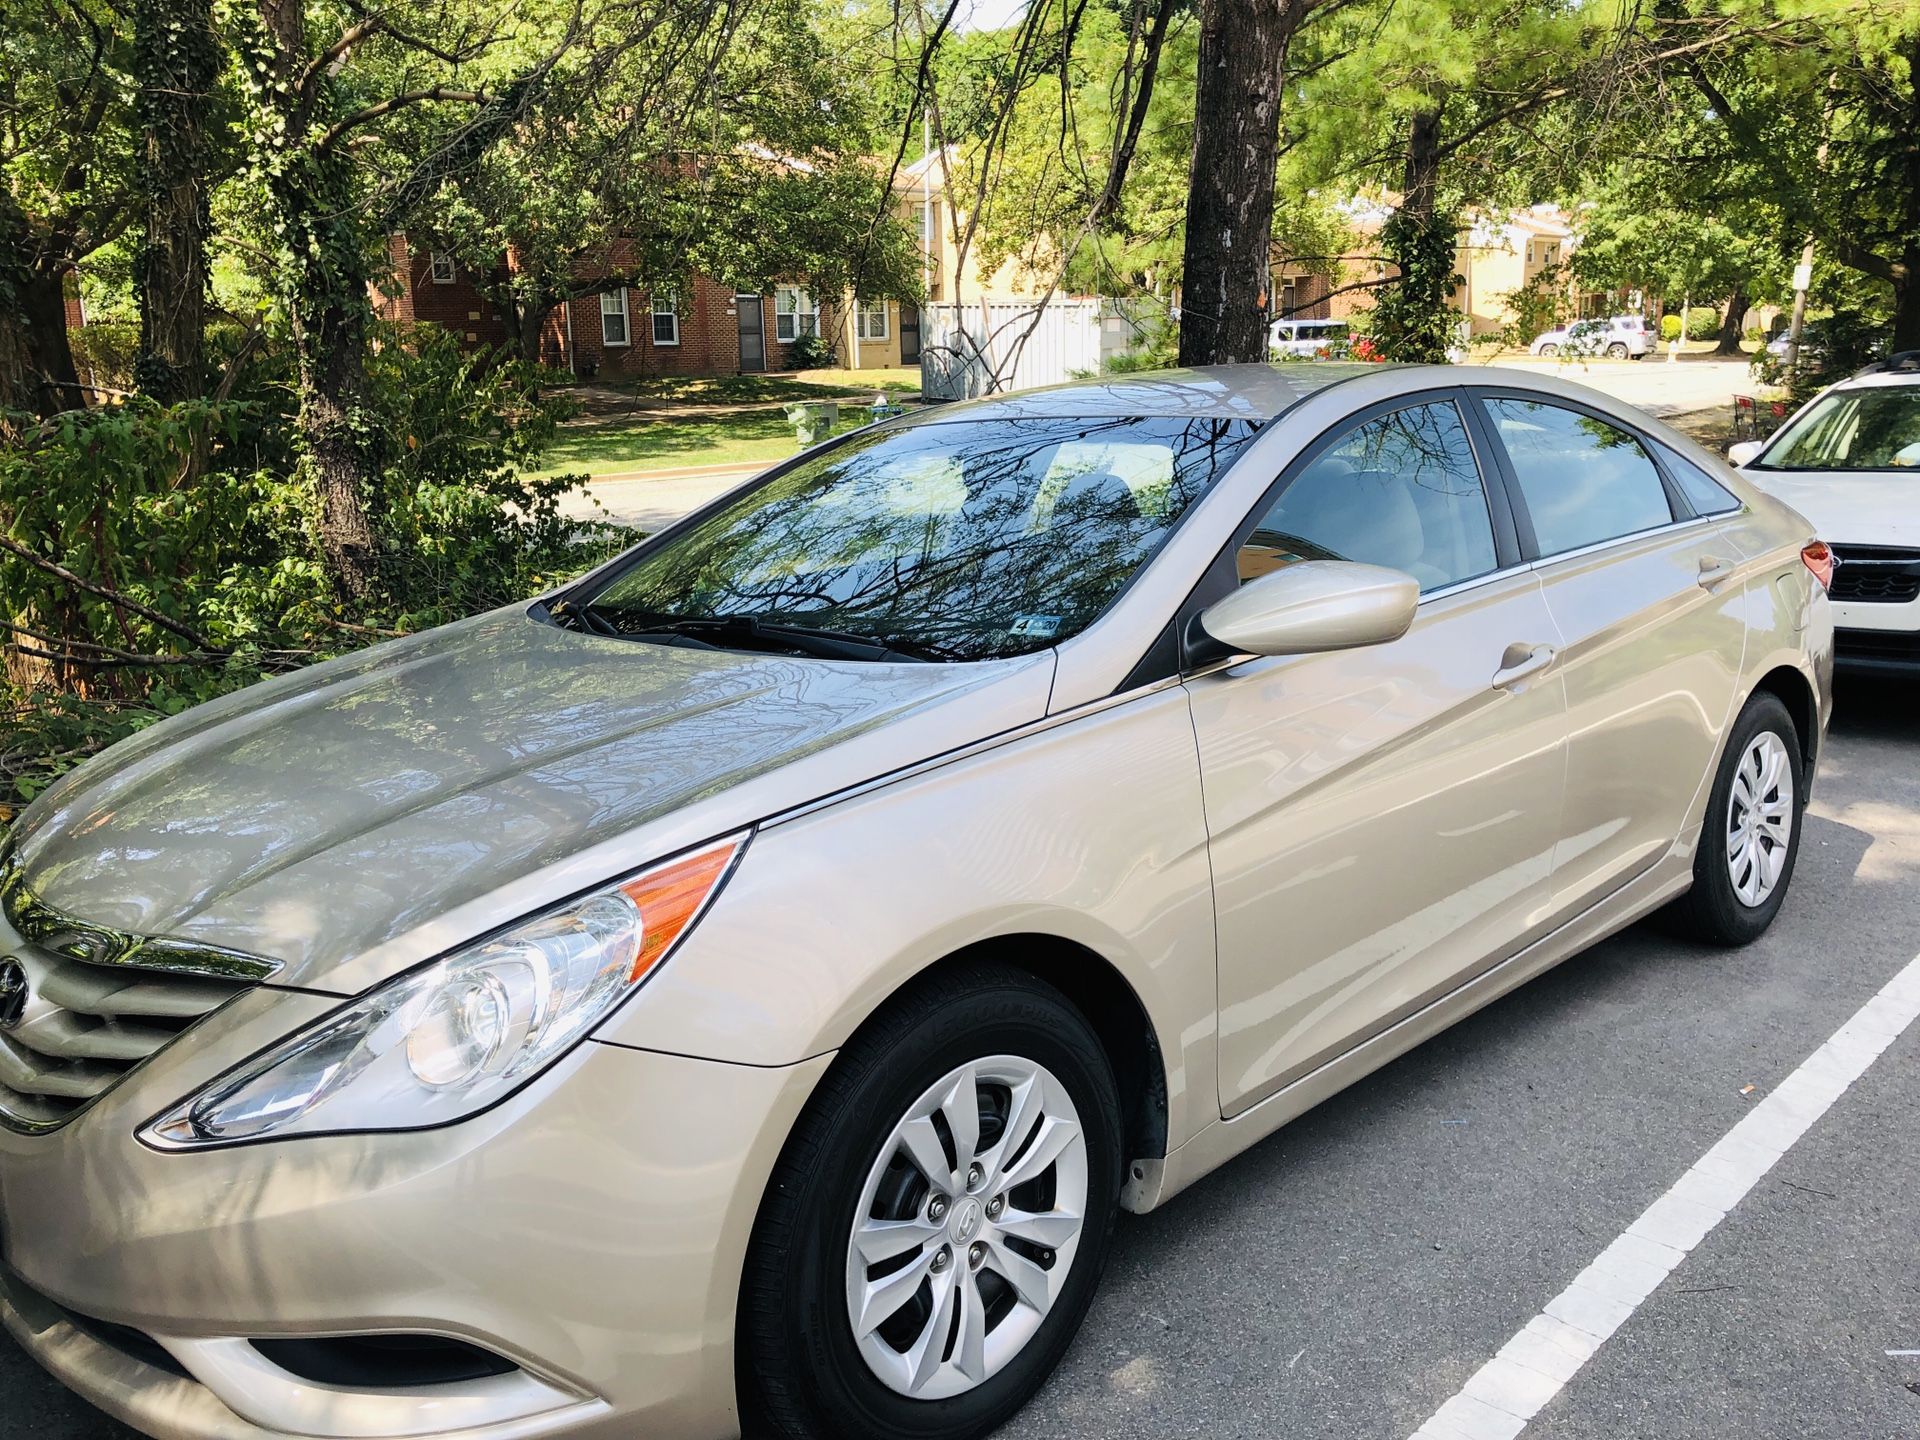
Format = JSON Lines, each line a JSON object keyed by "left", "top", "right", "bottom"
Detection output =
{"left": 0, "top": 843, "right": 281, "bottom": 983}
{"left": 1523, "top": 513, "right": 1719, "bottom": 573}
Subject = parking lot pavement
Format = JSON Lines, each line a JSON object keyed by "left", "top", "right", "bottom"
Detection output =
{"left": 5, "top": 678, "right": 1915, "bottom": 1440}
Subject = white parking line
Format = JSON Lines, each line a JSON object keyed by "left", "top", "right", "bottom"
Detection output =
{"left": 1409, "top": 949, "right": 1920, "bottom": 1440}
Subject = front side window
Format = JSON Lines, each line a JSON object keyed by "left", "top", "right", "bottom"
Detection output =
{"left": 1753, "top": 387, "right": 1920, "bottom": 472}
{"left": 776, "top": 287, "right": 818, "bottom": 343}
{"left": 651, "top": 292, "right": 679, "bottom": 346}
{"left": 1485, "top": 398, "right": 1674, "bottom": 556}
{"left": 600, "top": 289, "right": 630, "bottom": 347}
{"left": 856, "top": 299, "right": 889, "bottom": 341}
{"left": 1238, "top": 401, "right": 1498, "bottom": 593}
{"left": 582, "top": 416, "right": 1259, "bottom": 661}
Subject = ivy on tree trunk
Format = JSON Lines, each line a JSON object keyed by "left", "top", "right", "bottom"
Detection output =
{"left": 133, "top": 0, "right": 217, "bottom": 402}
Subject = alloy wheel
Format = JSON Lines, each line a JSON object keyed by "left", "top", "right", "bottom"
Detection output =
{"left": 844, "top": 1056, "right": 1088, "bottom": 1401}
{"left": 1727, "top": 731, "right": 1794, "bottom": 907}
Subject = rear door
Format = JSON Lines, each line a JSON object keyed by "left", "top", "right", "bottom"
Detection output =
{"left": 1185, "top": 392, "right": 1570, "bottom": 1114}
{"left": 1468, "top": 388, "right": 1747, "bottom": 920}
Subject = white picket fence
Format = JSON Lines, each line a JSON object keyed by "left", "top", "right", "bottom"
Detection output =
{"left": 919, "top": 299, "right": 1156, "bottom": 400}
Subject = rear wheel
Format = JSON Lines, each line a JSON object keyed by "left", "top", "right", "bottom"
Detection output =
{"left": 1663, "top": 691, "right": 1804, "bottom": 945}
{"left": 1538, "top": 342, "right": 1559, "bottom": 357}
{"left": 742, "top": 962, "right": 1122, "bottom": 1440}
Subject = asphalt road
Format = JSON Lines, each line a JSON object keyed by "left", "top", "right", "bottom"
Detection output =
{"left": 5, "top": 674, "right": 1916, "bottom": 1440}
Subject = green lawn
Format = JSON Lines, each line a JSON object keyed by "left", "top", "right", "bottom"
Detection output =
{"left": 530, "top": 409, "right": 872, "bottom": 478}
{"left": 612, "top": 367, "right": 921, "bottom": 407}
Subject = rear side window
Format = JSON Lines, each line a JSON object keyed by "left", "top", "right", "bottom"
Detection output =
{"left": 1484, "top": 398, "right": 1675, "bottom": 556}
{"left": 1653, "top": 441, "right": 1743, "bottom": 516}
{"left": 1238, "top": 401, "right": 1498, "bottom": 593}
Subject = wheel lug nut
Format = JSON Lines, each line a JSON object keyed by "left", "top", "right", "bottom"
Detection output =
{"left": 966, "top": 1163, "right": 983, "bottom": 1188}
{"left": 968, "top": 1242, "right": 985, "bottom": 1268}
{"left": 927, "top": 1195, "right": 949, "bottom": 1222}
{"left": 931, "top": 1245, "right": 951, "bottom": 1272}
{"left": 985, "top": 1196, "right": 1004, "bottom": 1220}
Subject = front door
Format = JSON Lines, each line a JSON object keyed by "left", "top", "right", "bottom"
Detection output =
{"left": 1187, "top": 395, "right": 1570, "bottom": 1115}
{"left": 1470, "top": 390, "right": 1746, "bottom": 919}
{"left": 737, "top": 294, "right": 766, "bottom": 372}
{"left": 900, "top": 306, "right": 922, "bottom": 364}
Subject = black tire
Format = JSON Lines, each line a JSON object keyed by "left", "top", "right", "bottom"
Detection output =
{"left": 741, "top": 961, "right": 1123, "bottom": 1440}
{"left": 1662, "top": 691, "right": 1805, "bottom": 945}
{"left": 1605, "top": 341, "right": 1629, "bottom": 359}
{"left": 1538, "top": 343, "right": 1559, "bottom": 357}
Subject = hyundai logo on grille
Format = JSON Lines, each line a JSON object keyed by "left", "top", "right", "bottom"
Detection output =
{"left": 0, "top": 955, "right": 26, "bottom": 1029}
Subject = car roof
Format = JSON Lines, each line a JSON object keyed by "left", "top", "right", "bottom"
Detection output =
{"left": 1830, "top": 366, "right": 1920, "bottom": 392}
{"left": 906, "top": 363, "right": 1380, "bottom": 424}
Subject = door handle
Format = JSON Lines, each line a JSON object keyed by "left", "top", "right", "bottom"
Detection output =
{"left": 1697, "top": 555, "right": 1737, "bottom": 589}
{"left": 1493, "top": 642, "right": 1556, "bottom": 689}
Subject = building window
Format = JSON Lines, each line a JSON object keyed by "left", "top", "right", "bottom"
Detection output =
{"left": 1278, "top": 280, "right": 1298, "bottom": 316}
{"left": 776, "top": 287, "right": 818, "bottom": 343}
{"left": 428, "top": 251, "right": 456, "bottom": 284}
{"left": 651, "top": 291, "right": 679, "bottom": 346}
{"left": 855, "top": 299, "right": 889, "bottom": 342}
{"left": 600, "top": 288, "right": 630, "bottom": 347}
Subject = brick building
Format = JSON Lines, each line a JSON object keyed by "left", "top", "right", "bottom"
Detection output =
{"left": 376, "top": 234, "right": 918, "bottom": 378}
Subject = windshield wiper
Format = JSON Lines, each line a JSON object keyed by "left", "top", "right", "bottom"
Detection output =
{"left": 622, "top": 612, "right": 952, "bottom": 663}
{"left": 547, "top": 599, "right": 624, "bottom": 637}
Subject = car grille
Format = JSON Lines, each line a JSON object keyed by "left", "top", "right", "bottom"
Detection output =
{"left": 0, "top": 942, "right": 254, "bottom": 1132}
{"left": 1829, "top": 545, "right": 1920, "bottom": 605}
{"left": 0, "top": 848, "right": 276, "bottom": 1134}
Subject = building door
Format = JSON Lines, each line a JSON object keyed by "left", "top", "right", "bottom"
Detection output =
{"left": 737, "top": 294, "right": 766, "bottom": 372}
{"left": 899, "top": 305, "right": 922, "bottom": 364}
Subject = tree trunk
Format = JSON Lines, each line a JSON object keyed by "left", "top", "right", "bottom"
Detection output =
{"left": 256, "top": 0, "right": 381, "bottom": 599}
{"left": 1374, "top": 106, "right": 1459, "bottom": 363}
{"left": 0, "top": 268, "right": 85, "bottom": 418}
{"left": 1894, "top": 263, "right": 1920, "bottom": 352}
{"left": 133, "top": 0, "right": 216, "bottom": 402}
{"left": 1177, "top": 0, "right": 1301, "bottom": 366}
{"left": 1716, "top": 285, "right": 1750, "bottom": 355}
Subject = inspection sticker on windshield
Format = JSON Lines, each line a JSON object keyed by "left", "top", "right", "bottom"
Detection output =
{"left": 1008, "top": 614, "right": 1064, "bottom": 639}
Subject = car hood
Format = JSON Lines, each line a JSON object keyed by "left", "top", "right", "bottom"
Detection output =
{"left": 1742, "top": 470, "right": 1920, "bottom": 548}
{"left": 8, "top": 608, "right": 1052, "bottom": 990}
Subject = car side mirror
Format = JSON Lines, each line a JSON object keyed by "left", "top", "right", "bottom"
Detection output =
{"left": 1197, "top": 561, "right": 1419, "bottom": 658}
{"left": 1726, "top": 440, "right": 1763, "bottom": 468}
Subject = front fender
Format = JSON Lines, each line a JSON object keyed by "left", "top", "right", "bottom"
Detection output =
{"left": 594, "top": 685, "right": 1221, "bottom": 1155}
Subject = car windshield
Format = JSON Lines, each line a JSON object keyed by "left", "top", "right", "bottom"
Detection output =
{"left": 1753, "top": 386, "right": 1920, "bottom": 472}
{"left": 575, "top": 415, "right": 1260, "bottom": 661}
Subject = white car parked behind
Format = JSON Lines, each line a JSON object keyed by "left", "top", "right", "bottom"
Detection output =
{"left": 1731, "top": 351, "right": 1920, "bottom": 673}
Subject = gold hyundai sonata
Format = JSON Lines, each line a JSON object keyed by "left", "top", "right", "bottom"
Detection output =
{"left": 0, "top": 364, "right": 1832, "bottom": 1440}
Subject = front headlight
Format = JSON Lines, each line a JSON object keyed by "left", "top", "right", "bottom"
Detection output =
{"left": 144, "top": 834, "right": 747, "bottom": 1148}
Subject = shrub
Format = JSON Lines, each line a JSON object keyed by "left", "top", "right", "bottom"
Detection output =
{"left": 1, "top": 324, "right": 625, "bottom": 808}
{"left": 788, "top": 333, "right": 835, "bottom": 370}
{"left": 1687, "top": 308, "right": 1722, "bottom": 341}
{"left": 1660, "top": 314, "right": 1683, "bottom": 343}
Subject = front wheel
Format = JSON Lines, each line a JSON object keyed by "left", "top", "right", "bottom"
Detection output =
{"left": 1537, "top": 343, "right": 1559, "bottom": 357}
{"left": 1605, "top": 341, "right": 1629, "bottom": 358}
{"left": 742, "top": 962, "right": 1123, "bottom": 1440}
{"left": 1662, "top": 691, "right": 1805, "bottom": 945}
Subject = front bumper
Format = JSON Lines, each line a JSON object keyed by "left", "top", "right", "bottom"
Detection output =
{"left": 0, "top": 985, "right": 829, "bottom": 1440}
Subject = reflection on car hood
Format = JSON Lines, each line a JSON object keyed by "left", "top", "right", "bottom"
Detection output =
{"left": 9, "top": 609, "right": 1048, "bottom": 988}
{"left": 1743, "top": 470, "right": 1920, "bottom": 549}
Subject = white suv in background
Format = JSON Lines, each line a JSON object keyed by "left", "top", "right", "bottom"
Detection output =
{"left": 1529, "top": 314, "right": 1653, "bottom": 359}
{"left": 1731, "top": 351, "right": 1920, "bottom": 673}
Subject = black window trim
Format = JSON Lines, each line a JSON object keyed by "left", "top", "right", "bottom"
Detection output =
{"left": 1167, "top": 387, "right": 1525, "bottom": 675}
{"left": 1463, "top": 384, "right": 1704, "bottom": 563}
